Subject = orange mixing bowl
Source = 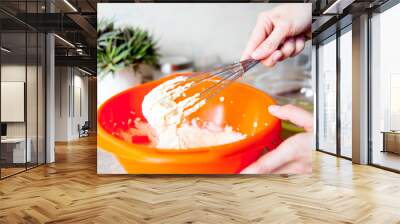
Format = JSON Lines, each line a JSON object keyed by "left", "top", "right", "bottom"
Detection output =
{"left": 97, "top": 73, "right": 281, "bottom": 174}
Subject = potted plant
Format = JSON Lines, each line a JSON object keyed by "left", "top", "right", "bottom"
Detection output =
{"left": 97, "top": 20, "right": 159, "bottom": 104}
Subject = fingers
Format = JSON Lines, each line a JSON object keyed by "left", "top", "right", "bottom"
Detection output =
{"left": 294, "top": 36, "right": 305, "bottom": 56}
{"left": 269, "top": 159, "right": 312, "bottom": 174}
{"left": 279, "top": 37, "right": 295, "bottom": 59}
{"left": 269, "top": 133, "right": 313, "bottom": 174}
{"left": 241, "top": 9, "right": 306, "bottom": 66}
{"left": 276, "top": 36, "right": 305, "bottom": 61}
{"left": 260, "top": 50, "right": 282, "bottom": 67}
{"left": 251, "top": 22, "right": 289, "bottom": 60}
{"left": 240, "top": 137, "right": 295, "bottom": 174}
{"left": 258, "top": 35, "right": 305, "bottom": 68}
{"left": 268, "top": 104, "right": 313, "bottom": 132}
{"left": 241, "top": 12, "right": 272, "bottom": 60}
{"left": 240, "top": 132, "right": 312, "bottom": 174}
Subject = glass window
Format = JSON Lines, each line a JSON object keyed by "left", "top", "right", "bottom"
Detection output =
{"left": 27, "top": 30, "right": 38, "bottom": 169}
{"left": 38, "top": 32, "right": 46, "bottom": 165}
{"left": 312, "top": 44, "right": 317, "bottom": 150}
{"left": 339, "top": 28, "right": 352, "bottom": 158}
{"left": 317, "top": 36, "right": 337, "bottom": 154}
{"left": 0, "top": 1, "right": 46, "bottom": 179}
{"left": 1, "top": 31, "right": 28, "bottom": 177}
{"left": 371, "top": 3, "right": 400, "bottom": 171}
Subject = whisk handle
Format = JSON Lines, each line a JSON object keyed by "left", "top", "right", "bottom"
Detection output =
{"left": 240, "top": 59, "right": 259, "bottom": 72}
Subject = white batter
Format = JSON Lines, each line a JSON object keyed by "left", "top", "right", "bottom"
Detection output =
{"left": 142, "top": 76, "right": 245, "bottom": 149}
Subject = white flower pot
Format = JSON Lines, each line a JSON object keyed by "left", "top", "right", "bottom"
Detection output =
{"left": 98, "top": 66, "right": 142, "bottom": 105}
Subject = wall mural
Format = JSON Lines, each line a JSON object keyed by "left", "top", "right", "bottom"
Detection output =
{"left": 97, "top": 3, "right": 313, "bottom": 174}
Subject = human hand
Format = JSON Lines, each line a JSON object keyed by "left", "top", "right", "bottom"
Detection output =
{"left": 240, "top": 104, "right": 313, "bottom": 174}
{"left": 241, "top": 4, "right": 312, "bottom": 67}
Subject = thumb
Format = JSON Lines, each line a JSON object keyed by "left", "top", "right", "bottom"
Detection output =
{"left": 269, "top": 104, "right": 313, "bottom": 132}
{"left": 240, "top": 135, "right": 298, "bottom": 174}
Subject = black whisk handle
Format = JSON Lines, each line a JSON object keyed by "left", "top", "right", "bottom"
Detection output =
{"left": 240, "top": 59, "right": 260, "bottom": 72}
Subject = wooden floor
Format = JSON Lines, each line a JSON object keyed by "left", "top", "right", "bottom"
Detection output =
{"left": 1, "top": 163, "right": 42, "bottom": 178}
{"left": 373, "top": 150, "right": 400, "bottom": 171}
{"left": 1, "top": 136, "right": 400, "bottom": 224}
{"left": 1, "top": 167, "right": 26, "bottom": 178}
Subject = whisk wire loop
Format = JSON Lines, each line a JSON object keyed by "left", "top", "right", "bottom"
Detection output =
{"left": 179, "top": 59, "right": 259, "bottom": 112}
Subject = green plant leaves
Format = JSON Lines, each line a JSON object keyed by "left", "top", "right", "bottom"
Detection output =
{"left": 97, "top": 20, "right": 160, "bottom": 78}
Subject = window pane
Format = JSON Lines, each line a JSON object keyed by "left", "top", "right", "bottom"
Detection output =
{"left": 371, "top": 4, "right": 400, "bottom": 171}
{"left": 318, "top": 37, "right": 337, "bottom": 154}
{"left": 27, "top": 31, "right": 38, "bottom": 169}
{"left": 38, "top": 32, "right": 46, "bottom": 165}
{"left": 25, "top": 0, "right": 40, "bottom": 169}
{"left": 1, "top": 31, "right": 27, "bottom": 177}
{"left": 340, "top": 28, "right": 352, "bottom": 158}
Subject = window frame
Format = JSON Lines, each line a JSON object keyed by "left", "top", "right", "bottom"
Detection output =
{"left": 315, "top": 24, "right": 352, "bottom": 160}
{"left": 367, "top": 0, "right": 400, "bottom": 173}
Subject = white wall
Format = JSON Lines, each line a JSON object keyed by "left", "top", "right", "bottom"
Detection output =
{"left": 75, "top": 73, "right": 89, "bottom": 122}
{"left": 54, "top": 67, "right": 89, "bottom": 141}
{"left": 1, "top": 65, "right": 26, "bottom": 140}
{"left": 1, "top": 64, "right": 46, "bottom": 163}
{"left": 72, "top": 73, "right": 89, "bottom": 138}
{"left": 98, "top": 3, "right": 311, "bottom": 68}
{"left": 1, "top": 82, "right": 25, "bottom": 122}
{"left": 99, "top": 3, "right": 274, "bottom": 64}
{"left": 55, "top": 66, "right": 69, "bottom": 141}
{"left": 1, "top": 65, "right": 35, "bottom": 138}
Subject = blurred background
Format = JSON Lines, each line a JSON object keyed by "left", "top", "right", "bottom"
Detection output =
{"left": 98, "top": 3, "right": 313, "bottom": 118}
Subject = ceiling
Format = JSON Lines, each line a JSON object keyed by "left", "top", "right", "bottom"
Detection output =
{"left": 0, "top": 0, "right": 97, "bottom": 73}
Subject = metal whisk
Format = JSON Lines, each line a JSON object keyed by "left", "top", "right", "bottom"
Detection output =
{"left": 186, "top": 58, "right": 259, "bottom": 101}
{"left": 168, "top": 58, "right": 260, "bottom": 117}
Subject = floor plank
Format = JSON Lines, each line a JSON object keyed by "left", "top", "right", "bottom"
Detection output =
{"left": 0, "top": 135, "right": 400, "bottom": 223}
